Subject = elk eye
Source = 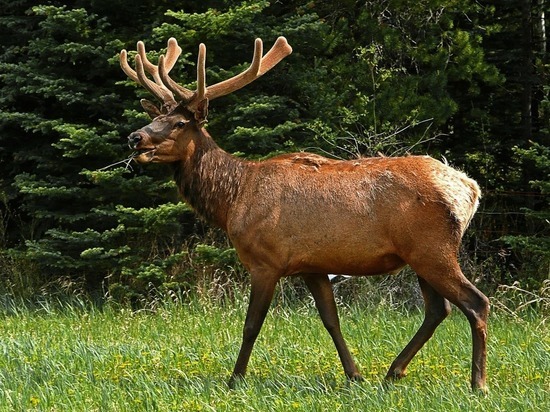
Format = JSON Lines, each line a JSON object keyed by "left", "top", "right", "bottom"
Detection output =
{"left": 175, "top": 121, "right": 186, "bottom": 129}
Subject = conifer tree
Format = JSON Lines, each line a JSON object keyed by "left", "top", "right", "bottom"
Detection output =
{"left": 0, "top": 3, "right": 194, "bottom": 296}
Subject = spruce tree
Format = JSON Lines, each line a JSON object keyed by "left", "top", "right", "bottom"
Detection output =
{"left": 0, "top": 3, "right": 194, "bottom": 296}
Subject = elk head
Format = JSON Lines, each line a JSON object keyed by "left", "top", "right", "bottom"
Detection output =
{"left": 120, "top": 37, "right": 292, "bottom": 164}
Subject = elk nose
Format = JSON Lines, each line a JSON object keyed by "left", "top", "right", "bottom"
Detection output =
{"left": 128, "top": 132, "right": 142, "bottom": 149}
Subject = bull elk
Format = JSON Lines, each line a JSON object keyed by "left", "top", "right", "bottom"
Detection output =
{"left": 119, "top": 36, "right": 489, "bottom": 392}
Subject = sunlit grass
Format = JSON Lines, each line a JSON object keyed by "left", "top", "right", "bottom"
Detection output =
{"left": 0, "top": 297, "right": 548, "bottom": 411}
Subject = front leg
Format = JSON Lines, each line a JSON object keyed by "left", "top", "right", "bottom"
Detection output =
{"left": 303, "top": 274, "right": 363, "bottom": 381}
{"left": 229, "top": 272, "right": 278, "bottom": 388}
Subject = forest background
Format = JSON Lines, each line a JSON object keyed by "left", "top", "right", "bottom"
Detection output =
{"left": 0, "top": 0, "right": 548, "bottom": 303}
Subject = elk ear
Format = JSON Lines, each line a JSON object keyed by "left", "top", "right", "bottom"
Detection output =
{"left": 140, "top": 99, "right": 162, "bottom": 119}
{"left": 194, "top": 98, "right": 209, "bottom": 123}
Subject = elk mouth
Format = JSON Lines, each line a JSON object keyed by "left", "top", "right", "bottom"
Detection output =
{"left": 136, "top": 147, "right": 156, "bottom": 155}
{"left": 133, "top": 147, "right": 157, "bottom": 162}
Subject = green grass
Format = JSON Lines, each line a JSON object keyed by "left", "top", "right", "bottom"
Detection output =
{"left": 0, "top": 297, "right": 548, "bottom": 411}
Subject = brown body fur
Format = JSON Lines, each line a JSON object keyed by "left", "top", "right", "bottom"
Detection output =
{"left": 231, "top": 154, "right": 464, "bottom": 276}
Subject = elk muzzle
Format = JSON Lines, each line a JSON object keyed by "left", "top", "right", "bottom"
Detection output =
{"left": 128, "top": 132, "right": 143, "bottom": 149}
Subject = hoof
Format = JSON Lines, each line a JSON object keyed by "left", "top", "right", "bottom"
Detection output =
{"left": 385, "top": 370, "right": 407, "bottom": 381}
{"left": 228, "top": 374, "right": 243, "bottom": 389}
{"left": 473, "top": 383, "right": 489, "bottom": 395}
{"left": 348, "top": 372, "right": 365, "bottom": 382}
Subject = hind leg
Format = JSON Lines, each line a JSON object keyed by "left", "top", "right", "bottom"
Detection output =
{"left": 451, "top": 281, "right": 489, "bottom": 392}
{"left": 410, "top": 259, "right": 490, "bottom": 392}
{"left": 385, "top": 276, "right": 452, "bottom": 380}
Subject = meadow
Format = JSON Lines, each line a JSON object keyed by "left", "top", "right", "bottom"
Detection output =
{"left": 0, "top": 287, "right": 548, "bottom": 411}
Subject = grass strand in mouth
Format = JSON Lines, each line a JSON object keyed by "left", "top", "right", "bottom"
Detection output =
{"left": 97, "top": 149, "right": 156, "bottom": 171}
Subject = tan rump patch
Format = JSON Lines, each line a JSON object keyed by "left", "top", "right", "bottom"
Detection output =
{"left": 431, "top": 165, "right": 481, "bottom": 235}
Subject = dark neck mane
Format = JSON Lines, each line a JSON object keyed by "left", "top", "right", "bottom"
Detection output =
{"left": 173, "top": 130, "right": 246, "bottom": 230}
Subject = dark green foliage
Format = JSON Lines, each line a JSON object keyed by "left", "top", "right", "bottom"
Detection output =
{"left": 0, "top": 3, "right": 195, "bottom": 297}
{"left": 0, "top": 0, "right": 548, "bottom": 300}
{"left": 502, "top": 142, "right": 550, "bottom": 288}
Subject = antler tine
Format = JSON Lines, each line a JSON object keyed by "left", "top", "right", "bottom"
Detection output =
{"left": 120, "top": 49, "right": 139, "bottom": 83}
{"left": 137, "top": 41, "right": 160, "bottom": 82}
{"left": 196, "top": 43, "right": 207, "bottom": 102}
{"left": 133, "top": 54, "right": 173, "bottom": 105}
{"left": 203, "top": 37, "right": 292, "bottom": 102}
{"left": 137, "top": 41, "right": 177, "bottom": 104}
{"left": 163, "top": 38, "right": 182, "bottom": 72}
{"left": 158, "top": 39, "right": 196, "bottom": 102}
{"left": 258, "top": 37, "right": 293, "bottom": 76}
{"left": 120, "top": 41, "right": 177, "bottom": 106}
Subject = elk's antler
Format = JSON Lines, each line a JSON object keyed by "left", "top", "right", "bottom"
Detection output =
{"left": 120, "top": 37, "right": 292, "bottom": 111}
{"left": 196, "top": 37, "right": 292, "bottom": 103}
{"left": 120, "top": 38, "right": 184, "bottom": 109}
